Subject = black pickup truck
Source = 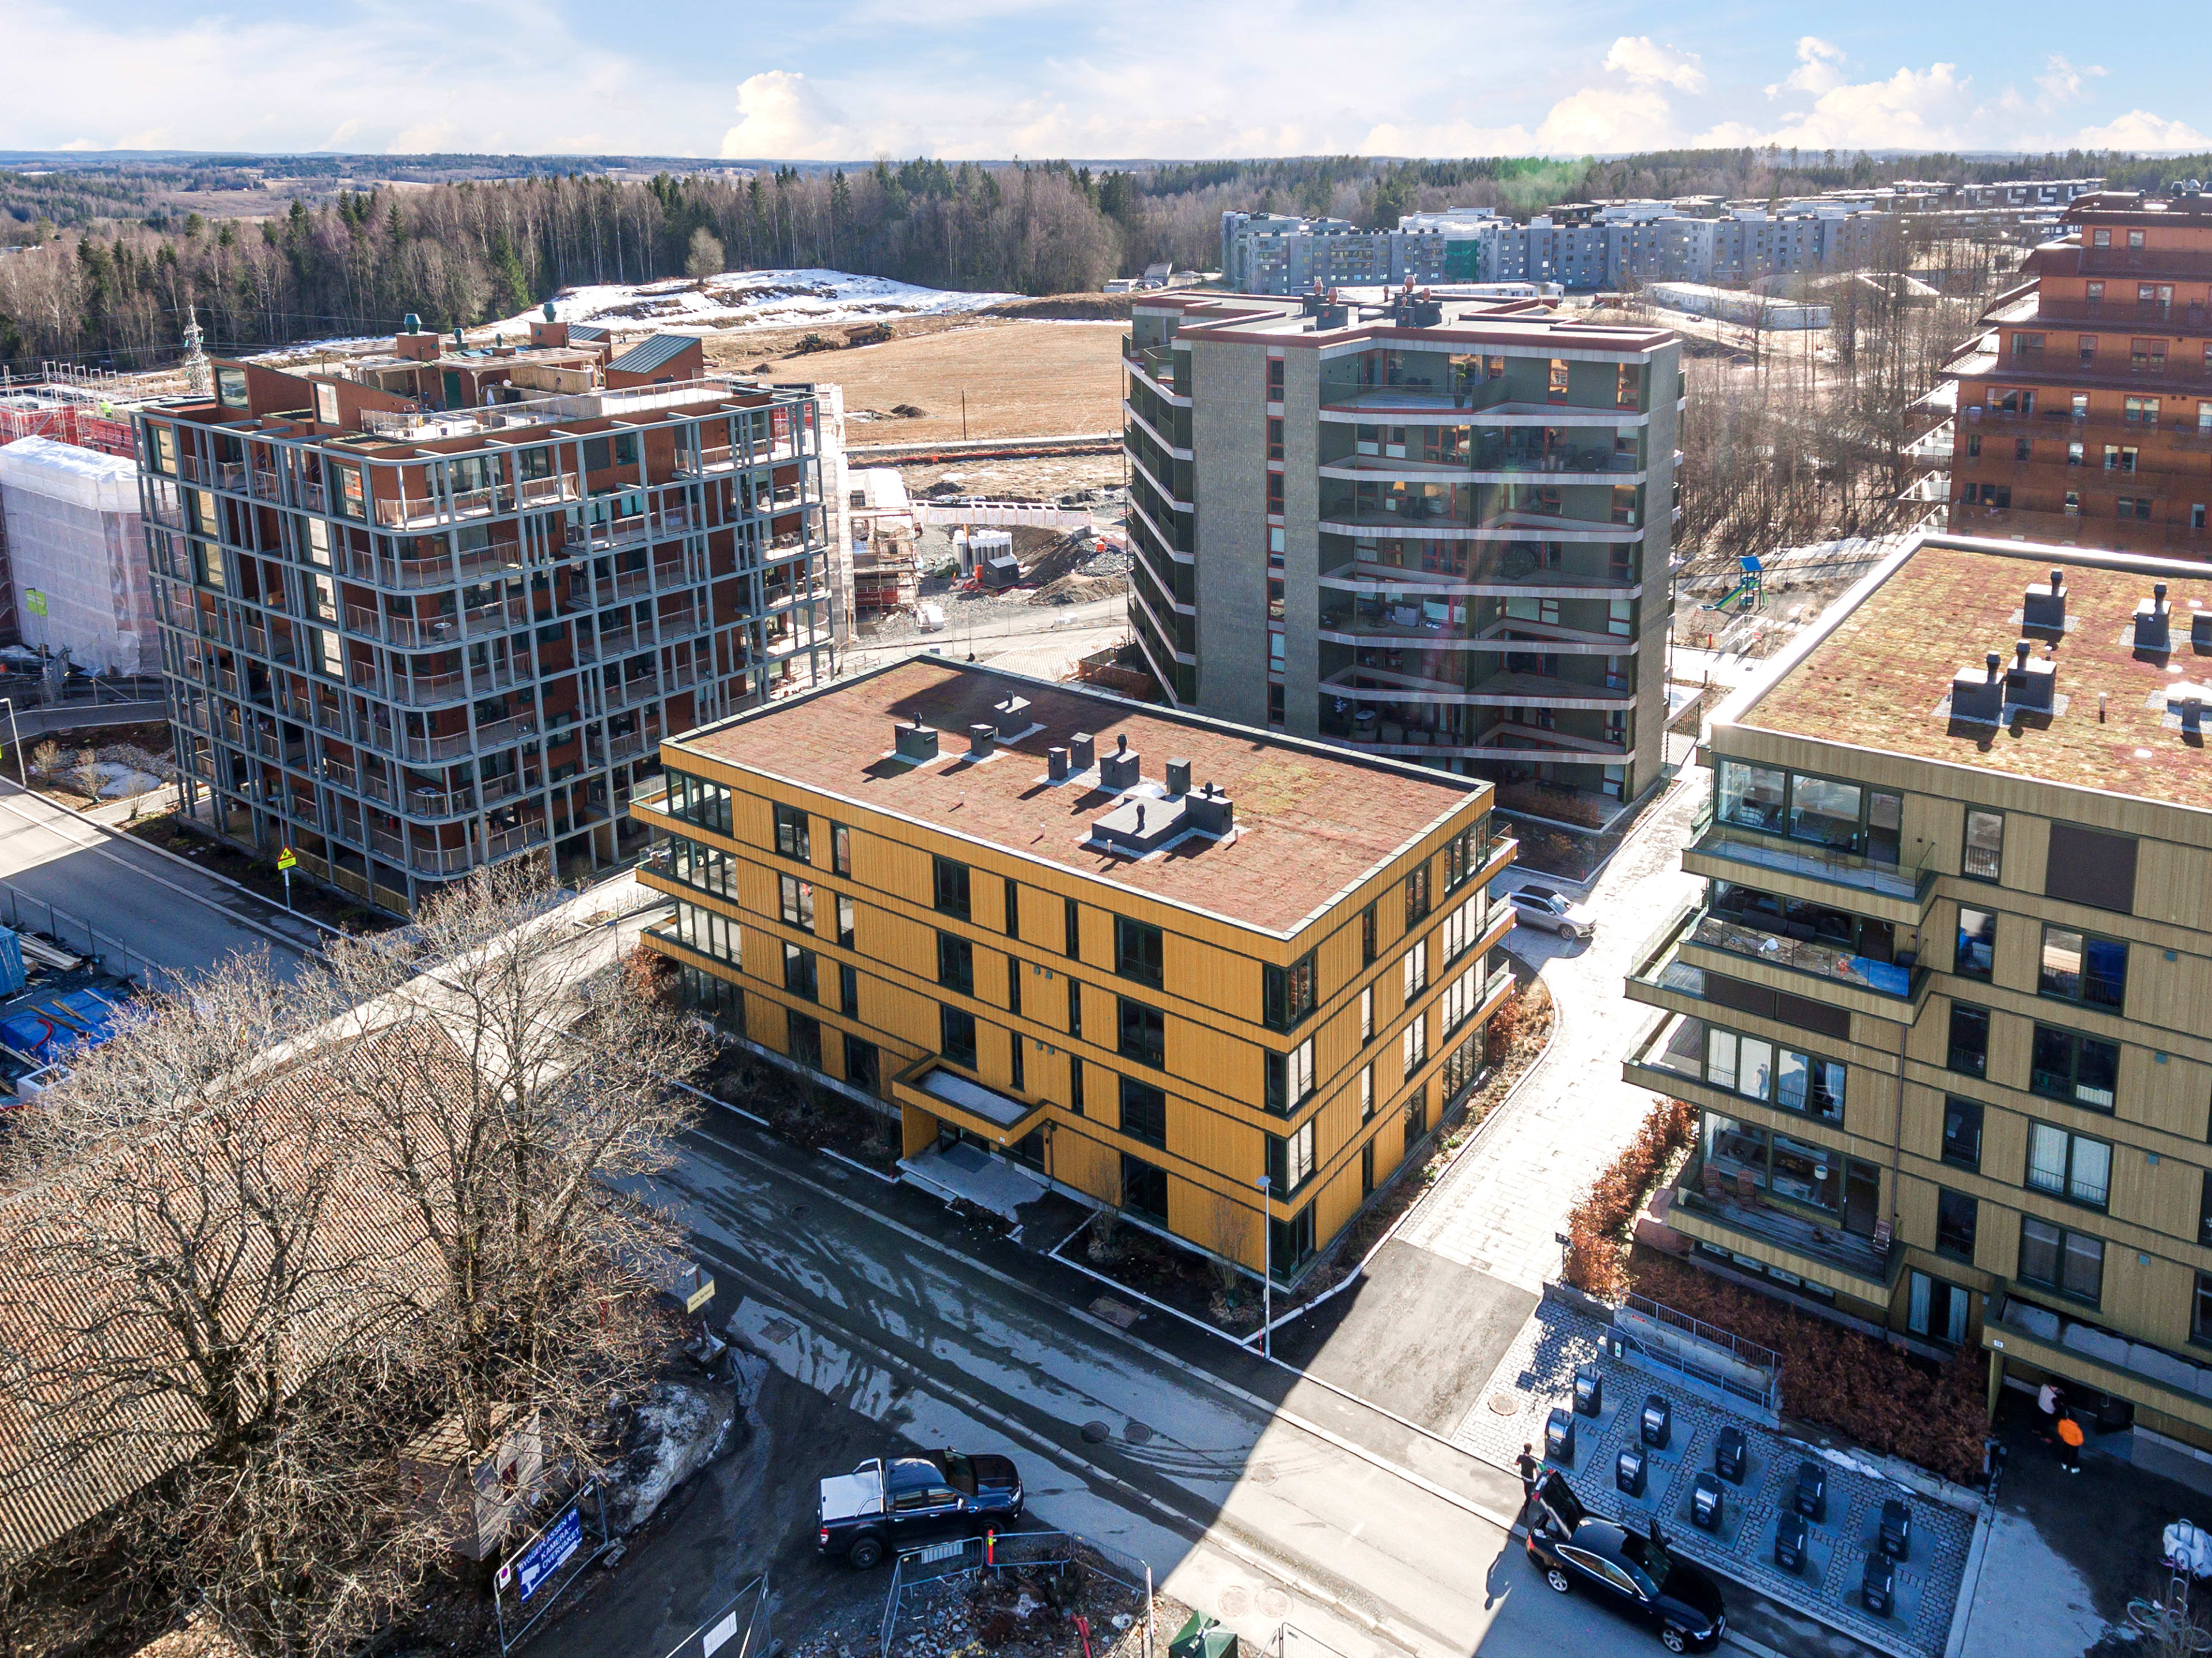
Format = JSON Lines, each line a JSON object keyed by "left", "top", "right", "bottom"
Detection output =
{"left": 816, "top": 1450, "right": 1024, "bottom": 1569}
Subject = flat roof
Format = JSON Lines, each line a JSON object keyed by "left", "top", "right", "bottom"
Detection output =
{"left": 673, "top": 658, "right": 1482, "bottom": 935}
{"left": 1738, "top": 536, "right": 2212, "bottom": 812}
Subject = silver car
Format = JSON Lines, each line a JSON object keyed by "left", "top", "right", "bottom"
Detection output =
{"left": 1509, "top": 884, "right": 1595, "bottom": 941}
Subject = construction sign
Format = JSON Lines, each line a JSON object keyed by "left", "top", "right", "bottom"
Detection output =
{"left": 276, "top": 847, "right": 298, "bottom": 871}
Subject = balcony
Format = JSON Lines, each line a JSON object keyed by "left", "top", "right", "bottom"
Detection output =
{"left": 1685, "top": 805, "right": 1935, "bottom": 913}
{"left": 1320, "top": 448, "right": 1643, "bottom": 484}
{"left": 1669, "top": 1160, "right": 1901, "bottom": 1292}
{"left": 1687, "top": 906, "right": 1921, "bottom": 1000}
{"left": 1984, "top": 1292, "right": 2212, "bottom": 1433}
{"left": 1319, "top": 505, "right": 1642, "bottom": 544}
{"left": 1319, "top": 391, "right": 1649, "bottom": 426}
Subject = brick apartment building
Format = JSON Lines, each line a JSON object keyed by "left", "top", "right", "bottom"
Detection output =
{"left": 132, "top": 321, "right": 839, "bottom": 912}
{"left": 1123, "top": 290, "right": 1682, "bottom": 806}
{"left": 1629, "top": 533, "right": 2212, "bottom": 1468}
{"left": 634, "top": 658, "right": 1516, "bottom": 1282}
{"left": 1947, "top": 191, "right": 2212, "bottom": 558}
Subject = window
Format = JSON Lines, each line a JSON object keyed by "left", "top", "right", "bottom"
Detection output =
{"left": 1266, "top": 1038, "right": 1315, "bottom": 1114}
{"left": 1119, "top": 1077, "right": 1168, "bottom": 1147}
{"left": 1263, "top": 953, "right": 1316, "bottom": 1030}
{"left": 1267, "top": 417, "right": 1284, "bottom": 461}
{"left": 1615, "top": 362, "right": 1641, "bottom": 408}
{"left": 782, "top": 942, "right": 817, "bottom": 1002}
{"left": 2030, "top": 1024, "right": 2119, "bottom": 1111}
{"left": 779, "top": 873, "right": 815, "bottom": 930}
{"left": 1069, "top": 1058, "right": 1085, "bottom": 1116}
{"left": 786, "top": 1009, "right": 822, "bottom": 1071}
{"left": 2018, "top": 1216, "right": 2103, "bottom": 1304}
{"left": 940, "top": 1004, "right": 978, "bottom": 1068}
{"left": 837, "top": 894, "right": 856, "bottom": 949}
{"left": 1942, "top": 1096, "right": 1982, "bottom": 1170}
{"left": 1773, "top": 1046, "right": 1845, "bottom": 1119}
{"left": 1066, "top": 976, "right": 1082, "bottom": 1039}
{"left": 1361, "top": 1062, "right": 1375, "bottom": 1121}
{"left": 667, "top": 770, "right": 733, "bottom": 835}
{"left": 1362, "top": 1141, "right": 1376, "bottom": 1197}
{"left": 1266, "top": 357, "right": 1285, "bottom": 399}
{"left": 1121, "top": 1154, "right": 1169, "bottom": 1223}
{"left": 1937, "top": 1190, "right": 1978, "bottom": 1260}
{"left": 678, "top": 964, "right": 743, "bottom": 1031}
{"left": 1003, "top": 877, "right": 1020, "bottom": 939}
{"left": 773, "top": 803, "right": 810, "bottom": 862}
{"left": 1118, "top": 997, "right": 1166, "bottom": 1068}
{"left": 2195, "top": 1274, "right": 2212, "bottom": 1349}
{"left": 832, "top": 822, "right": 852, "bottom": 877}
{"left": 1361, "top": 903, "right": 1378, "bottom": 966}
{"left": 937, "top": 931, "right": 974, "bottom": 994}
{"left": 2039, "top": 926, "right": 2127, "bottom": 1010}
{"left": 1065, "top": 896, "right": 1081, "bottom": 957}
{"left": 1404, "top": 864, "right": 1431, "bottom": 928}
{"left": 1403, "top": 1088, "right": 1429, "bottom": 1145}
{"left": 1006, "top": 960, "right": 1022, "bottom": 1018}
{"left": 1270, "top": 1204, "right": 1317, "bottom": 1277}
{"left": 1963, "top": 811, "right": 2003, "bottom": 881}
{"left": 1444, "top": 824, "right": 1484, "bottom": 890}
{"left": 1113, "top": 915, "right": 1164, "bottom": 987}
{"left": 2200, "top": 1171, "right": 2212, "bottom": 1248}
{"left": 673, "top": 900, "right": 740, "bottom": 966}
{"left": 933, "top": 857, "right": 972, "bottom": 919}
{"left": 2015, "top": 437, "right": 2033, "bottom": 461}
{"left": 1402, "top": 939, "right": 1429, "bottom": 999}
{"left": 671, "top": 831, "right": 738, "bottom": 900}
{"left": 2027, "top": 1123, "right": 2112, "bottom": 1207}
{"left": 1360, "top": 986, "right": 1374, "bottom": 1043}
{"left": 1547, "top": 358, "right": 1570, "bottom": 401}
{"left": 1955, "top": 908, "right": 1995, "bottom": 981}
{"left": 1907, "top": 1271, "right": 1972, "bottom": 1346}
{"left": 1267, "top": 1119, "right": 1316, "bottom": 1194}
{"left": 1010, "top": 1032, "right": 1025, "bottom": 1094}
{"left": 844, "top": 1035, "right": 880, "bottom": 1096}
{"left": 1439, "top": 894, "right": 1483, "bottom": 962}
{"left": 839, "top": 962, "right": 859, "bottom": 1016}
{"left": 1402, "top": 1013, "right": 1427, "bottom": 1076}
{"left": 1948, "top": 1003, "right": 1990, "bottom": 1077}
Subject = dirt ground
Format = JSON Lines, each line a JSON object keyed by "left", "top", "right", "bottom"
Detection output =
{"left": 897, "top": 453, "right": 1127, "bottom": 499}
{"left": 705, "top": 315, "right": 1128, "bottom": 444}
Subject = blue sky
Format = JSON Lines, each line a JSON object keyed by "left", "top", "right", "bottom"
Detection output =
{"left": 6, "top": 0, "right": 2205, "bottom": 160}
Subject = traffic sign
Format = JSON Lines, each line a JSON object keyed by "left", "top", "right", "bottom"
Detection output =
{"left": 276, "top": 847, "right": 298, "bottom": 870}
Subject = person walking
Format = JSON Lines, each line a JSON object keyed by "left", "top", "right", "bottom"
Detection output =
{"left": 1517, "top": 1443, "right": 1543, "bottom": 1511}
{"left": 2036, "top": 1379, "right": 2063, "bottom": 1443}
{"left": 2056, "top": 1411, "right": 2085, "bottom": 1474}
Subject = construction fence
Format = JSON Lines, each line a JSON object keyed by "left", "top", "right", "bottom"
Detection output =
{"left": 880, "top": 1529, "right": 1154, "bottom": 1658}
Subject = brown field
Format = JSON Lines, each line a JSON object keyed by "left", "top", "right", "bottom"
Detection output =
{"left": 702, "top": 314, "right": 1129, "bottom": 444}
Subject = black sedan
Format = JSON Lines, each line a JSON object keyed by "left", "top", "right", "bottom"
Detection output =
{"left": 1525, "top": 1472, "right": 1726, "bottom": 1653}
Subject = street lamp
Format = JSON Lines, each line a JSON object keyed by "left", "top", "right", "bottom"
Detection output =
{"left": 1256, "top": 1174, "right": 1272, "bottom": 1360}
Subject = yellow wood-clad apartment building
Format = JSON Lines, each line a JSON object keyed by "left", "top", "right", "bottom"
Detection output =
{"left": 634, "top": 657, "right": 1516, "bottom": 1281}
{"left": 1627, "top": 534, "right": 2212, "bottom": 1464}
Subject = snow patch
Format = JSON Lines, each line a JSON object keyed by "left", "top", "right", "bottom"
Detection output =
{"left": 607, "top": 1381, "right": 736, "bottom": 1534}
{"left": 488, "top": 268, "right": 1016, "bottom": 341}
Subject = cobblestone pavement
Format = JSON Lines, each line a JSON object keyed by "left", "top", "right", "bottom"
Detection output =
{"left": 1393, "top": 771, "right": 1705, "bottom": 1289}
{"left": 1456, "top": 1299, "right": 1975, "bottom": 1658}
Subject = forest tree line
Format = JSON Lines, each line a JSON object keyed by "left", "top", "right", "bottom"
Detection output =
{"left": 1, "top": 145, "right": 2203, "bottom": 375}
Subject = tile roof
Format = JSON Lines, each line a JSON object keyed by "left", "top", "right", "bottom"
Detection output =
{"left": 677, "top": 659, "right": 1483, "bottom": 935}
{"left": 1741, "top": 537, "right": 2212, "bottom": 812}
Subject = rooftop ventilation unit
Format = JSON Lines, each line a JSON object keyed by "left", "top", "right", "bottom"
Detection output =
{"left": 2006, "top": 638, "right": 2056, "bottom": 713}
{"left": 1164, "top": 757, "right": 1192, "bottom": 795}
{"left": 2137, "top": 582, "right": 2172, "bottom": 652}
{"left": 1185, "top": 781, "right": 1235, "bottom": 835}
{"left": 893, "top": 717, "right": 939, "bottom": 762}
{"left": 993, "top": 695, "right": 1032, "bottom": 738}
{"left": 2194, "top": 611, "right": 2212, "bottom": 651}
{"left": 967, "top": 722, "right": 997, "bottom": 758}
{"left": 2183, "top": 695, "right": 2205, "bottom": 737}
{"left": 1070, "top": 732, "right": 1097, "bottom": 771}
{"left": 2022, "top": 567, "right": 2067, "bottom": 630}
{"left": 1099, "top": 733, "right": 1140, "bottom": 789}
{"left": 1047, "top": 746, "right": 1071, "bottom": 782}
{"left": 1950, "top": 651, "right": 2006, "bottom": 723}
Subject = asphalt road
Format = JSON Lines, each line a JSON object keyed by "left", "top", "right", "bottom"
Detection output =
{"left": 645, "top": 1107, "right": 1736, "bottom": 1658}
{"left": 0, "top": 780, "right": 323, "bottom": 982}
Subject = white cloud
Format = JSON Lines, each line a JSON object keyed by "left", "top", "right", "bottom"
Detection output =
{"left": 718, "top": 72, "right": 868, "bottom": 161}
{"left": 1758, "top": 62, "right": 1980, "bottom": 150}
{"left": 2069, "top": 110, "right": 2210, "bottom": 150}
{"left": 1766, "top": 36, "right": 1846, "bottom": 99}
{"left": 2035, "top": 54, "right": 2104, "bottom": 108}
{"left": 1533, "top": 86, "right": 1679, "bottom": 153}
{"left": 1603, "top": 36, "right": 1706, "bottom": 94}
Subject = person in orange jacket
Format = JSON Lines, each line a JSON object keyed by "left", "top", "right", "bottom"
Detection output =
{"left": 2056, "top": 1411, "right": 2085, "bottom": 1474}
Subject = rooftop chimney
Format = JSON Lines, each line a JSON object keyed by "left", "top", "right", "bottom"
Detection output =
{"left": 1165, "top": 757, "right": 1192, "bottom": 796}
{"left": 893, "top": 718, "right": 940, "bottom": 762}
{"left": 2022, "top": 567, "right": 2068, "bottom": 631}
{"left": 1185, "top": 781, "right": 1235, "bottom": 836}
{"left": 1099, "top": 732, "right": 1141, "bottom": 790}
{"left": 1047, "top": 746, "right": 1070, "bottom": 782}
{"left": 2184, "top": 695, "right": 2206, "bottom": 737}
{"left": 2006, "top": 636, "right": 2058, "bottom": 713}
{"left": 993, "top": 695, "right": 1032, "bottom": 738}
{"left": 1070, "top": 732, "right": 1096, "bottom": 771}
{"left": 2136, "top": 584, "right": 2172, "bottom": 652}
{"left": 2194, "top": 611, "right": 2212, "bottom": 650}
{"left": 967, "top": 722, "right": 997, "bottom": 758}
{"left": 1950, "top": 652, "right": 2006, "bottom": 723}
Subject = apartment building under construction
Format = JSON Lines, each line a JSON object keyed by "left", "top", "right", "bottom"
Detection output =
{"left": 132, "top": 326, "right": 840, "bottom": 912}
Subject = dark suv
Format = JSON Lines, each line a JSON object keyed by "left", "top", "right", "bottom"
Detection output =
{"left": 1525, "top": 1472, "right": 1725, "bottom": 1653}
{"left": 817, "top": 1450, "right": 1024, "bottom": 1569}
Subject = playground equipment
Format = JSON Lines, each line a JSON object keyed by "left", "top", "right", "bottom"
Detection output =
{"left": 1703, "top": 555, "right": 1764, "bottom": 613}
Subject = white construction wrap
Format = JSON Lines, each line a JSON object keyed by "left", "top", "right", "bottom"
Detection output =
{"left": 0, "top": 435, "right": 154, "bottom": 675}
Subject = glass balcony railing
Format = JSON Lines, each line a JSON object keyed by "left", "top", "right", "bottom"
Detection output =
{"left": 1688, "top": 907, "right": 1921, "bottom": 999}
{"left": 1691, "top": 803, "right": 1935, "bottom": 903}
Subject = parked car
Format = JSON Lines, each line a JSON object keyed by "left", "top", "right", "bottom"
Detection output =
{"left": 817, "top": 1449, "right": 1024, "bottom": 1569}
{"left": 1525, "top": 1472, "right": 1725, "bottom": 1653}
{"left": 1509, "top": 884, "right": 1596, "bottom": 941}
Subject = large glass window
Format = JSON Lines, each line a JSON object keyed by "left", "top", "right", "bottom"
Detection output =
{"left": 1767, "top": 1131, "right": 1842, "bottom": 1214}
{"left": 1964, "top": 811, "right": 2003, "bottom": 881}
{"left": 2027, "top": 1123, "right": 2112, "bottom": 1207}
{"left": 933, "top": 857, "right": 972, "bottom": 919}
{"left": 1119, "top": 1077, "right": 1168, "bottom": 1147}
{"left": 1122, "top": 1153, "right": 1169, "bottom": 1223}
{"left": 1263, "top": 952, "right": 1317, "bottom": 1031}
{"left": 673, "top": 900, "right": 739, "bottom": 966}
{"left": 1266, "top": 1038, "right": 1316, "bottom": 1114}
{"left": 1118, "top": 997, "right": 1166, "bottom": 1068}
{"left": 1115, "top": 915, "right": 1165, "bottom": 987}
{"left": 1908, "top": 1271, "right": 1972, "bottom": 1345}
{"left": 1774, "top": 1048, "right": 1845, "bottom": 1119}
{"left": 1788, "top": 777, "right": 1862, "bottom": 849}
{"left": 1942, "top": 1096, "right": 1982, "bottom": 1169}
{"left": 1956, "top": 908, "right": 1996, "bottom": 981}
{"left": 2030, "top": 1024, "right": 2119, "bottom": 1111}
{"left": 1937, "top": 1189, "right": 1978, "bottom": 1259}
{"left": 783, "top": 942, "right": 817, "bottom": 1002}
{"left": 940, "top": 1004, "right": 978, "bottom": 1068}
{"left": 1717, "top": 760, "right": 1786, "bottom": 832}
{"left": 1948, "top": 1004, "right": 1990, "bottom": 1076}
{"left": 1267, "top": 1119, "right": 1317, "bottom": 1194}
{"left": 779, "top": 873, "right": 815, "bottom": 930}
{"left": 2018, "top": 1216, "right": 2103, "bottom": 1304}
{"left": 773, "top": 802, "right": 810, "bottom": 862}
{"left": 937, "top": 931, "right": 975, "bottom": 995}
{"left": 669, "top": 833, "right": 735, "bottom": 899}
{"left": 2039, "top": 926, "right": 2127, "bottom": 1010}
{"left": 2195, "top": 1274, "right": 2212, "bottom": 1349}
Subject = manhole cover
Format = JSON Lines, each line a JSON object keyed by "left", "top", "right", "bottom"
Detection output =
{"left": 1081, "top": 1420, "right": 1112, "bottom": 1444}
{"left": 1248, "top": 1463, "right": 1279, "bottom": 1486}
{"left": 1488, "top": 1393, "right": 1521, "bottom": 1415}
{"left": 1255, "top": 1588, "right": 1291, "bottom": 1618}
{"left": 1124, "top": 1419, "right": 1154, "bottom": 1444}
{"left": 1217, "top": 1585, "right": 1252, "bottom": 1618}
